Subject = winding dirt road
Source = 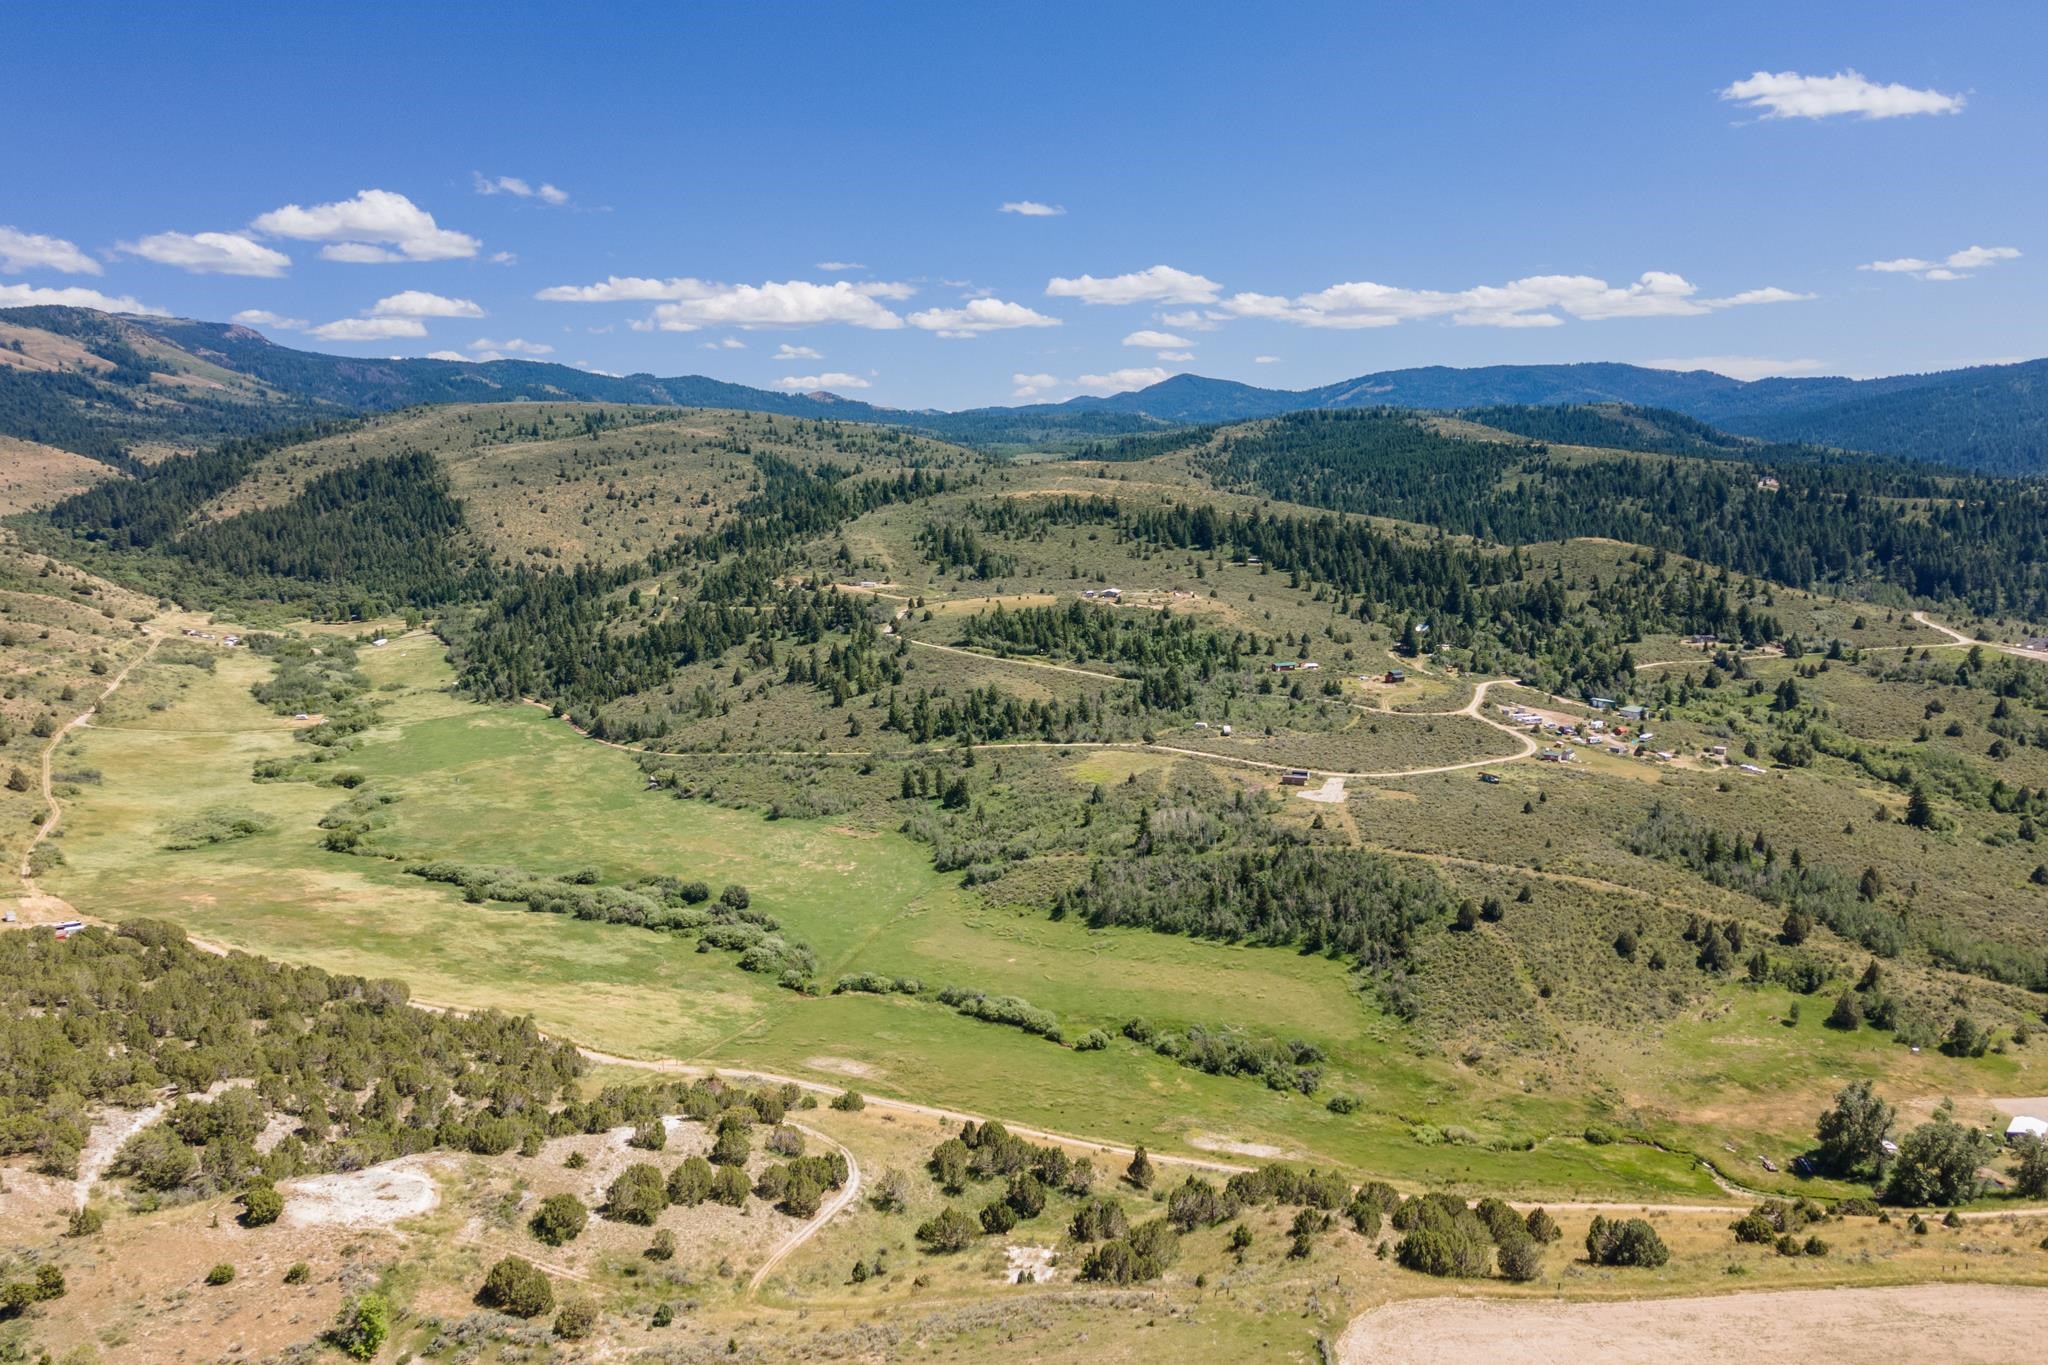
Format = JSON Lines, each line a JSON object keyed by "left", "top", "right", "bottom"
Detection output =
{"left": 746, "top": 1120, "right": 862, "bottom": 1294}
{"left": 530, "top": 674, "right": 1537, "bottom": 782}
{"left": 15, "top": 630, "right": 158, "bottom": 913}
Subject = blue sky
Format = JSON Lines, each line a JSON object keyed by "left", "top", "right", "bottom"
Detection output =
{"left": 3, "top": 1, "right": 2040, "bottom": 407}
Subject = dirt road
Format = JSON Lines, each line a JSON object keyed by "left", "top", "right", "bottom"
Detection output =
{"left": 745, "top": 1121, "right": 862, "bottom": 1295}
{"left": 1911, "top": 610, "right": 2048, "bottom": 662}
{"left": 15, "top": 631, "right": 159, "bottom": 915}
{"left": 1335, "top": 1283, "right": 2048, "bottom": 1365}
{"left": 529, "top": 679, "right": 1537, "bottom": 782}
{"left": 906, "top": 637, "right": 1126, "bottom": 682}
{"left": 572, "top": 1048, "right": 1252, "bottom": 1176}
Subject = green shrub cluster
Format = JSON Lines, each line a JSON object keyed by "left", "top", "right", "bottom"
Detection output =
{"left": 936, "top": 985, "right": 1061, "bottom": 1042}
{"left": 161, "top": 804, "right": 276, "bottom": 850}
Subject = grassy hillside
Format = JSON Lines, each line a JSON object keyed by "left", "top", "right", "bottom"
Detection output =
{"left": 12, "top": 392, "right": 2048, "bottom": 1361}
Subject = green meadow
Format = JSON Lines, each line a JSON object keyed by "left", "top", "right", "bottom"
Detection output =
{"left": 40, "top": 630, "right": 1740, "bottom": 1199}
{"left": 42, "top": 625, "right": 2036, "bottom": 1204}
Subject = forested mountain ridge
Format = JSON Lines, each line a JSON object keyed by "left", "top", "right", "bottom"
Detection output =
{"left": 1042, "top": 360, "right": 2048, "bottom": 471}
{"left": 2, "top": 306, "right": 2043, "bottom": 469}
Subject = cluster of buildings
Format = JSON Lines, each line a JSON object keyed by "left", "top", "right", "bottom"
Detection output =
{"left": 1503, "top": 701, "right": 1676, "bottom": 765}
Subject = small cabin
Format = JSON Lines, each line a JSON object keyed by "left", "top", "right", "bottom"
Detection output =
{"left": 1587, "top": 696, "right": 1614, "bottom": 711}
{"left": 1384, "top": 668, "right": 1406, "bottom": 684}
{"left": 1617, "top": 704, "right": 1647, "bottom": 721}
{"left": 1270, "top": 660, "right": 1300, "bottom": 672}
{"left": 1280, "top": 769, "right": 1311, "bottom": 786}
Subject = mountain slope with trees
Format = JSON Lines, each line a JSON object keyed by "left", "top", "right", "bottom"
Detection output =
{"left": 2, "top": 306, "right": 2042, "bottom": 469}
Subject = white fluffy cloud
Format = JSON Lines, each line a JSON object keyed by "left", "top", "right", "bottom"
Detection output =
{"left": 118, "top": 231, "right": 289, "bottom": 277}
{"left": 1001, "top": 201, "right": 1065, "bottom": 216}
{"left": 535, "top": 275, "right": 685, "bottom": 302}
{"left": 307, "top": 316, "right": 427, "bottom": 341}
{"left": 703, "top": 337, "right": 747, "bottom": 350}
{"left": 468, "top": 337, "right": 553, "bottom": 356}
{"left": 0, "top": 283, "right": 163, "bottom": 314}
{"left": 0, "top": 226, "right": 101, "bottom": 275}
{"left": 814, "top": 261, "right": 865, "bottom": 272}
{"left": 251, "top": 189, "right": 479, "bottom": 262}
{"left": 774, "top": 372, "right": 870, "bottom": 391}
{"left": 369, "top": 290, "right": 484, "bottom": 318}
{"left": 231, "top": 309, "right": 308, "bottom": 330}
{"left": 1862, "top": 245, "right": 2021, "bottom": 281}
{"left": 425, "top": 350, "right": 470, "bottom": 362}
{"left": 776, "top": 344, "right": 823, "bottom": 360}
{"left": 1074, "top": 366, "right": 1170, "bottom": 395}
{"left": 1947, "top": 245, "right": 2020, "bottom": 270}
{"left": 1720, "top": 69, "right": 1963, "bottom": 121}
{"left": 1047, "top": 265, "right": 1220, "bottom": 305}
{"left": 1221, "top": 271, "right": 1810, "bottom": 329}
{"left": 1122, "top": 329, "right": 1191, "bottom": 348}
{"left": 907, "top": 297, "right": 1061, "bottom": 336}
{"left": 472, "top": 173, "right": 568, "bottom": 205}
{"left": 652, "top": 281, "right": 906, "bottom": 331}
{"left": 1253, "top": 355, "right": 1281, "bottom": 364}
{"left": 1158, "top": 309, "right": 1221, "bottom": 332}
{"left": 1641, "top": 356, "right": 1829, "bottom": 382}
{"left": 1011, "top": 372, "right": 1059, "bottom": 398}
{"left": 538, "top": 276, "right": 912, "bottom": 330}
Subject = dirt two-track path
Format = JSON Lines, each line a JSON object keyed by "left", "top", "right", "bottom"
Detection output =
{"left": 745, "top": 1121, "right": 861, "bottom": 1294}
{"left": 13, "top": 629, "right": 158, "bottom": 918}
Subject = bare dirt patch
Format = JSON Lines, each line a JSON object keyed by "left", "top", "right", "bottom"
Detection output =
{"left": 805, "top": 1055, "right": 882, "bottom": 1079}
{"left": 1298, "top": 776, "right": 1347, "bottom": 804}
{"left": 1188, "top": 1133, "right": 1289, "bottom": 1159}
{"left": 75, "top": 1103, "right": 166, "bottom": 1209}
{"left": 1005, "top": 1243, "right": 1058, "bottom": 1284}
{"left": 280, "top": 1155, "right": 441, "bottom": 1228}
{"left": 1336, "top": 1284, "right": 2048, "bottom": 1365}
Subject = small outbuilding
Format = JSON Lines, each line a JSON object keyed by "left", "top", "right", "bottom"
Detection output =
{"left": 2006, "top": 1115, "right": 2048, "bottom": 1144}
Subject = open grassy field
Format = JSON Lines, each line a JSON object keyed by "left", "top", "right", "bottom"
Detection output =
{"left": 35, "top": 622, "right": 2043, "bottom": 1214}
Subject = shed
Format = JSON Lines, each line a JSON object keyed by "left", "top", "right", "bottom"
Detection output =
{"left": 1587, "top": 696, "right": 1614, "bottom": 711}
{"left": 2006, "top": 1115, "right": 2048, "bottom": 1143}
